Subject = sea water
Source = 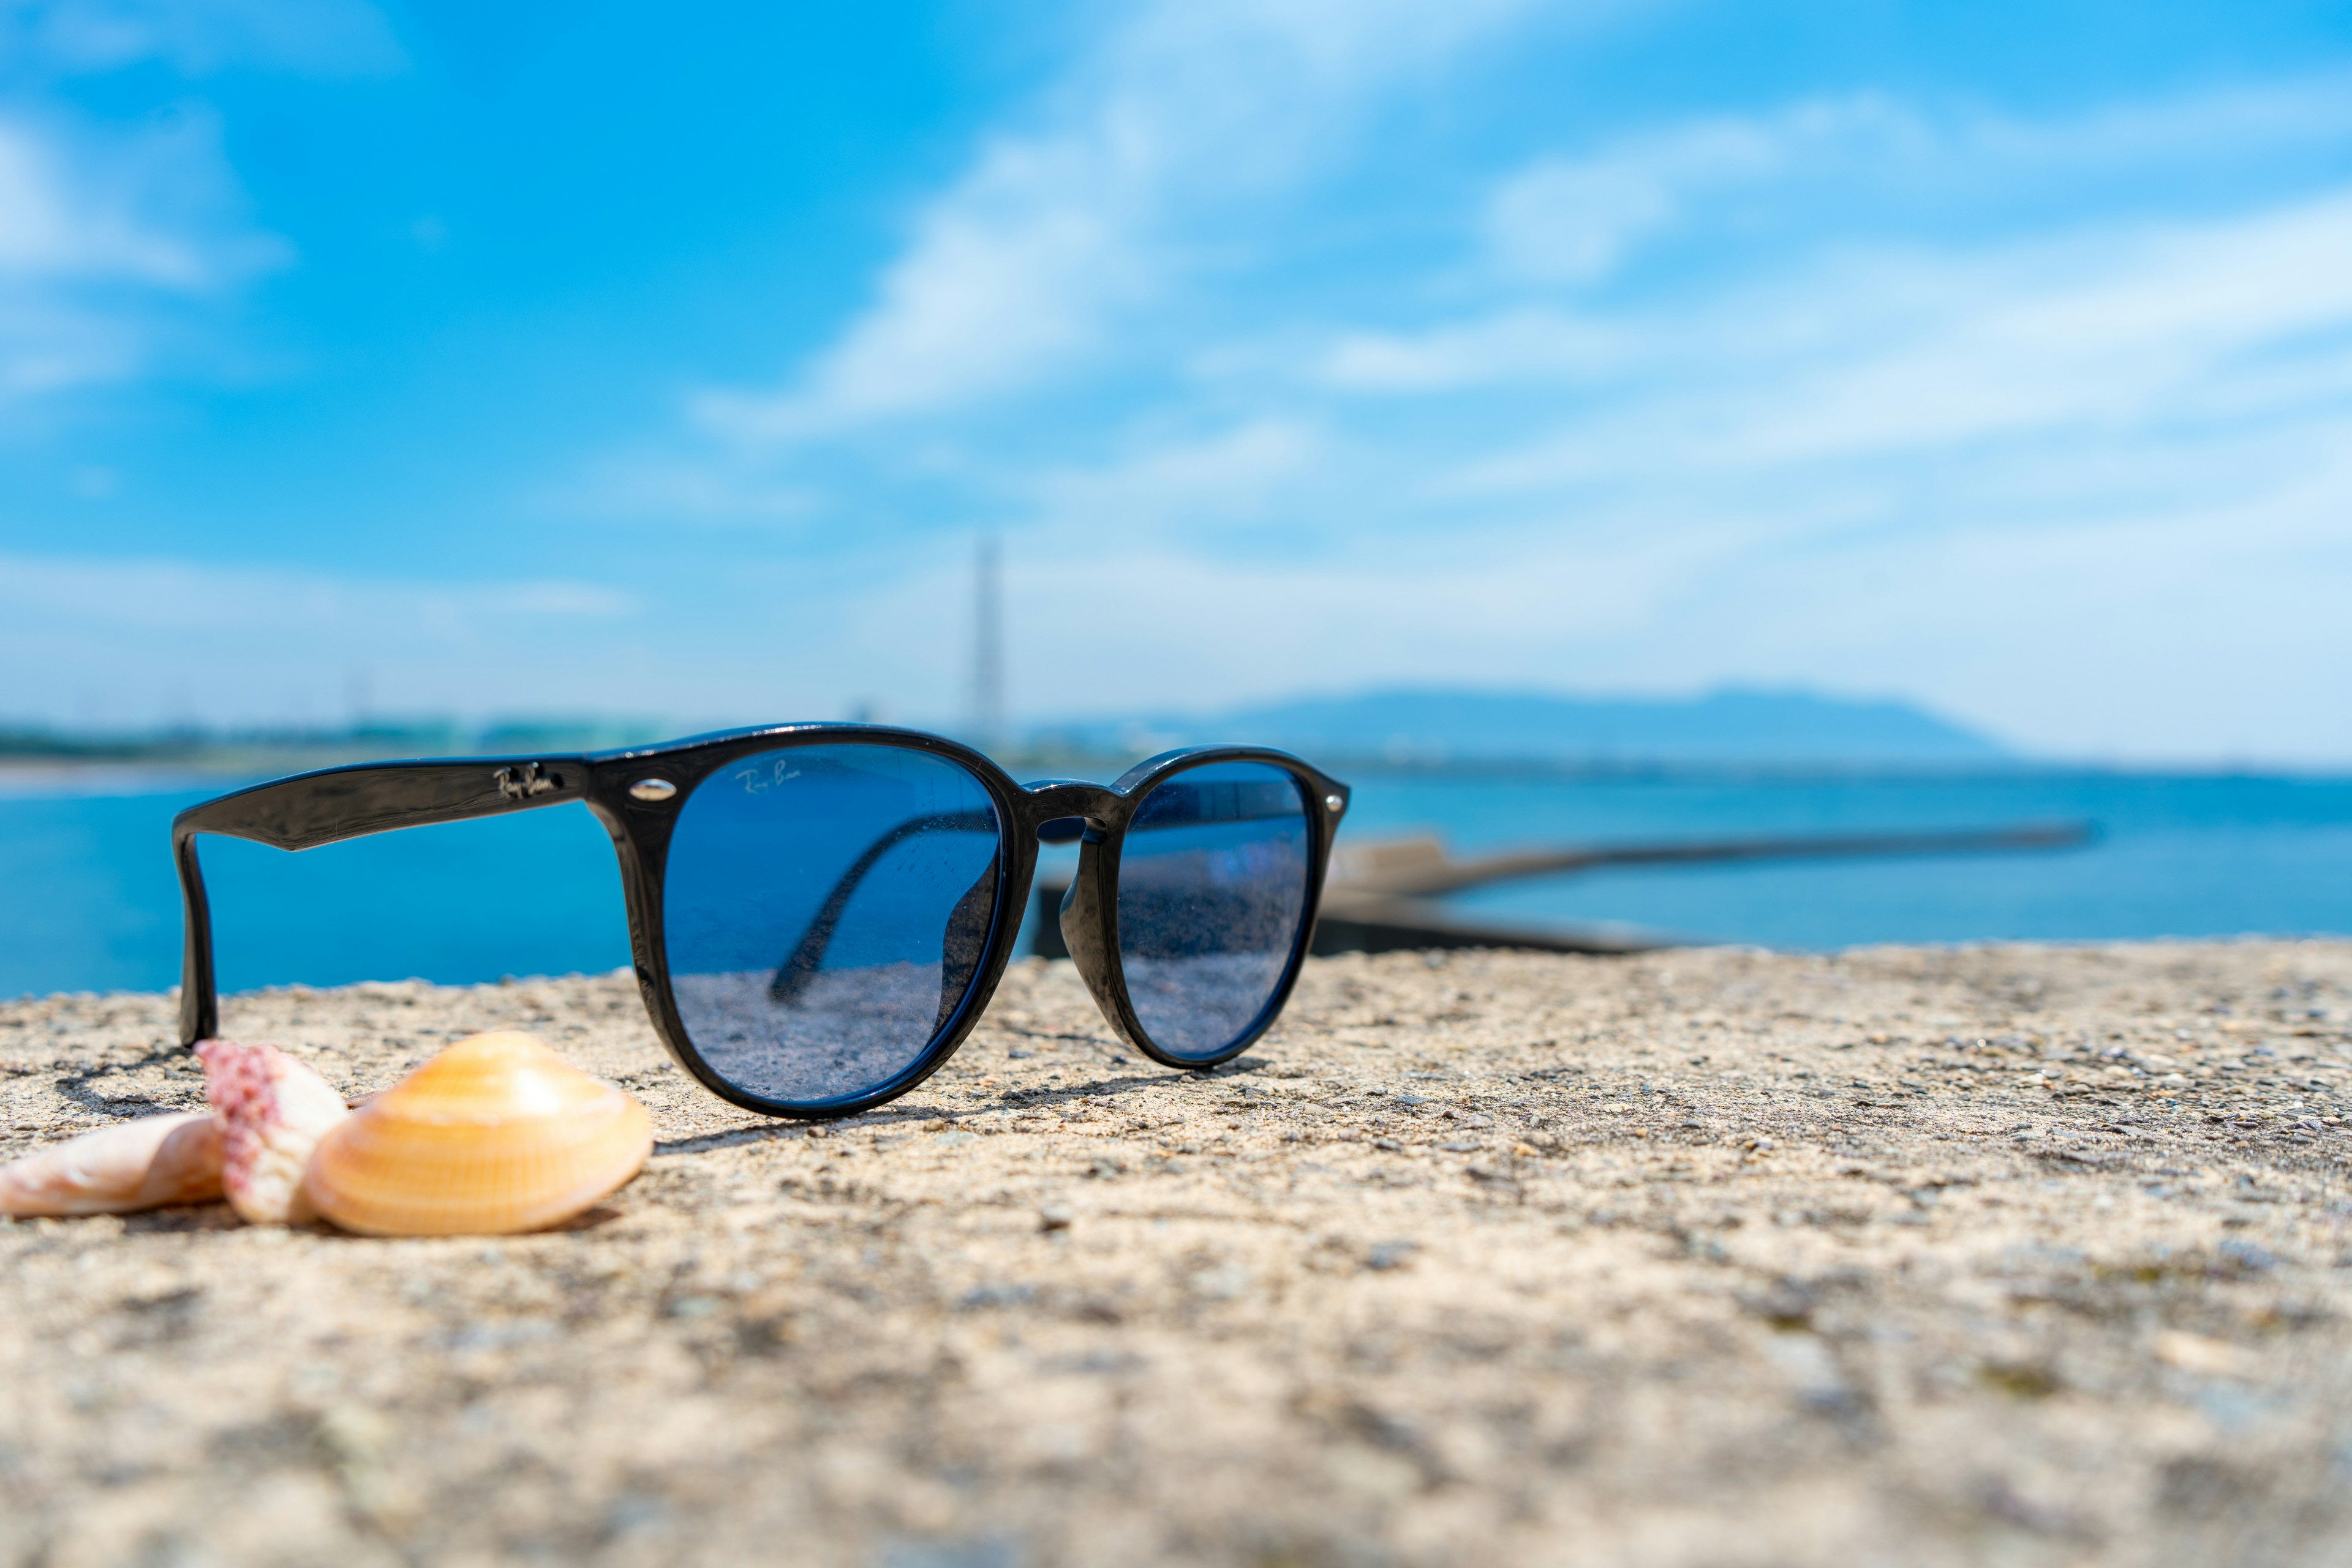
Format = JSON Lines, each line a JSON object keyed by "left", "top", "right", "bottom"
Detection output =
{"left": 1, "top": 767, "right": 2346, "bottom": 1000}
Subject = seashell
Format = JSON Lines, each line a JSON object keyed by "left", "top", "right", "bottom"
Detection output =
{"left": 303, "top": 1030, "right": 652, "bottom": 1237}
{"left": 0, "top": 1111, "right": 224, "bottom": 1217}
{"left": 198, "top": 1039, "right": 350, "bottom": 1225}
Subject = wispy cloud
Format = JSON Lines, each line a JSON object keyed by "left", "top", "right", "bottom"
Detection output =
{"left": 0, "top": 552, "right": 638, "bottom": 726}
{"left": 977, "top": 70, "right": 2352, "bottom": 757}
{"left": 0, "top": 551, "right": 636, "bottom": 630}
{"left": 1480, "top": 72, "right": 2352, "bottom": 290}
{"left": 34, "top": 5, "right": 2326, "bottom": 760}
{"left": 0, "top": 105, "right": 288, "bottom": 393}
{"left": 1297, "top": 156, "right": 2352, "bottom": 758}
{"left": 1, "top": 0, "right": 401, "bottom": 77}
{"left": 0, "top": 0, "right": 399, "bottom": 398}
{"left": 1425, "top": 190, "right": 2352, "bottom": 485}
{"left": 1023, "top": 418, "right": 1324, "bottom": 530}
{"left": 535, "top": 456, "right": 818, "bottom": 528}
{"left": 1482, "top": 100, "right": 1889, "bottom": 286}
{"left": 692, "top": 0, "right": 1553, "bottom": 442}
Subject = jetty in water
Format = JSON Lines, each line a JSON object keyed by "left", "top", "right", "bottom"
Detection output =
{"left": 1032, "top": 819, "right": 2097, "bottom": 956}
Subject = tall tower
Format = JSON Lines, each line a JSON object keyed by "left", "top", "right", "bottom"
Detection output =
{"left": 970, "top": 534, "right": 1005, "bottom": 755}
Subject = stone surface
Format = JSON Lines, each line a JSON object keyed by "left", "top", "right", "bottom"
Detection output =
{"left": 4, "top": 942, "right": 2352, "bottom": 1567}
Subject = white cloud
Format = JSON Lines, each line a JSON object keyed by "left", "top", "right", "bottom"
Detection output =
{"left": 1325, "top": 181, "right": 2352, "bottom": 761}
{"left": 911, "top": 391, "right": 2352, "bottom": 762}
{"left": 1483, "top": 100, "right": 1898, "bottom": 284}
{"left": 626, "top": 44, "right": 2352, "bottom": 761}
{"left": 0, "top": 552, "right": 635, "bottom": 630}
{"left": 0, "top": 107, "right": 287, "bottom": 393}
{"left": 1643, "top": 447, "right": 2352, "bottom": 761}
{"left": 1444, "top": 187, "right": 2352, "bottom": 488}
{"left": 0, "top": 552, "right": 641, "bottom": 727}
{"left": 694, "top": 0, "right": 1554, "bottom": 442}
{"left": 0, "top": 109, "right": 277, "bottom": 287}
{"left": 0, "top": 1, "right": 400, "bottom": 399}
{"left": 822, "top": 510, "right": 1761, "bottom": 728}
{"left": 2, "top": 0, "right": 401, "bottom": 77}
{"left": 1479, "top": 72, "right": 2352, "bottom": 288}
{"left": 1316, "top": 307, "right": 1629, "bottom": 393}
{"left": 978, "top": 88, "right": 2352, "bottom": 761}
{"left": 1024, "top": 417, "right": 1322, "bottom": 529}
{"left": 535, "top": 456, "right": 818, "bottom": 527}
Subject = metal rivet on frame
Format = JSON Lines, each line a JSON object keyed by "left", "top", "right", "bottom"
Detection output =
{"left": 629, "top": 779, "right": 679, "bottom": 803}
{"left": 1325, "top": 794, "right": 1344, "bottom": 813}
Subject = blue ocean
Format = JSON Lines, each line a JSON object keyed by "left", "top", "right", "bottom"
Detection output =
{"left": 2, "top": 765, "right": 2346, "bottom": 1000}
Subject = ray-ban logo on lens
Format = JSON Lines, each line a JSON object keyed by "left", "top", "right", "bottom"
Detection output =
{"left": 734, "top": 760, "right": 801, "bottom": 796}
{"left": 494, "top": 763, "right": 559, "bottom": 801}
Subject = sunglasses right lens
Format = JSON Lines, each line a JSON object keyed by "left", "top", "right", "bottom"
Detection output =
{"left": 1116, "top": 761, "right": 1311, "bottom": 1061}
{"left": 663, "top": 743, "right": 1002, "bottom": 1107}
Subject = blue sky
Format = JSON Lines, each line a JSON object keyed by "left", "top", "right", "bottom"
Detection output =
{"left": 4, "top": 0, "right": 2351, "bottom": 763}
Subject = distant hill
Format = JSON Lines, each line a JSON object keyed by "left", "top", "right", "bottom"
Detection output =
{"left": 1038, "top": 687, "right": 2009, "bottom": 766}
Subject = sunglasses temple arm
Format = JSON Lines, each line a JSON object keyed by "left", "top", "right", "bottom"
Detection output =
{"left": 172, "top": 820, "right": 222, "bottom": 1047}
{"left": 169, "top": 756, "right": 590, "bottom": 1047}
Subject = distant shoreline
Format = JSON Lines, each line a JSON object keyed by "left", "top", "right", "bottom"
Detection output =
{"left": 4, "top": 749, "right": 2345, "bottom": 795}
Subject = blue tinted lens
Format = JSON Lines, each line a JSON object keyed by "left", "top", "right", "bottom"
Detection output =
{"left": 663, "top": 744, "right": 1001, "bottom": 1104}
{"left": 1116, "top": 761, "right": 1311, "bottom": 1061}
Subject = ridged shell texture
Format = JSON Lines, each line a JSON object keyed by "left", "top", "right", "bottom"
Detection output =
{"left": 198, "top": 1039, "right": 349, "bottom": 1226}
{"left": 303, "top": 1031, "right": 652, "bottom": 1236}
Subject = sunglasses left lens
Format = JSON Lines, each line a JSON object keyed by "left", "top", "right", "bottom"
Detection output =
{"left": 662, "top": 743, "right": 1002, "bottom": 1107}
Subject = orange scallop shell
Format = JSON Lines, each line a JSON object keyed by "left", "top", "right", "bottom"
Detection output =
{"left": 302, "top": 1031, "right": 652, "bottom": 1236}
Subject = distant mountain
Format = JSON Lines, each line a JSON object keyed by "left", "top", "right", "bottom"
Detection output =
{"left": 1038, "top": 687, "right": 2009, "bottom": 765}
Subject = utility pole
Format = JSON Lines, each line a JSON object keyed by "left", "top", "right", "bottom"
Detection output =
{"left": 970, "top": 534, "right": 1005, "bottom": 755}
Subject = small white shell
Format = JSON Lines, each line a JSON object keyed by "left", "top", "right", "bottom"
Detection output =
{"left": 0, "top": 1112, "right": 224, "bottom": 1217}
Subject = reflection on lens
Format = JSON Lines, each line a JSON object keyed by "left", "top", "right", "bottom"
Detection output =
{"left": 1117, "top": 761, "right": 1310, "bottom": 1060}
{"left": 663, "top": 744, "right": 1001, "bottom": 1104}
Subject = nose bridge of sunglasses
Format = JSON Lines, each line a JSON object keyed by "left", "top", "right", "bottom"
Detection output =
{"left": 1021, "top": 779, "right": 1120, "bottom": 843}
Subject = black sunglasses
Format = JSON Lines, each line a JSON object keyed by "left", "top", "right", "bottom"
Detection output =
{"left": 171, "top": 725, "right": 1351, "bottom": 1119}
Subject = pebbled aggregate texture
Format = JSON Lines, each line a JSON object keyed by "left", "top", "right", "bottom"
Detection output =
{"left": 4, "top": 941, "right": 2352, "bottom": 1568}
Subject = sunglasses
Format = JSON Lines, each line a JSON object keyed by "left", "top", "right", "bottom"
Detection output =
{"left": 172, "top": 726, "right": 1351, "bottom": 1118}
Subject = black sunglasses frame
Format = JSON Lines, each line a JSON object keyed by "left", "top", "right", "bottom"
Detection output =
{"left": 171, "top": 725, "right": 1351, "bottom": 1120}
